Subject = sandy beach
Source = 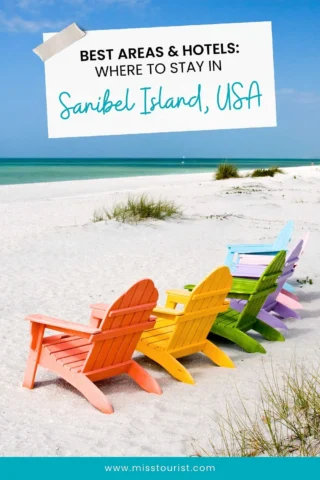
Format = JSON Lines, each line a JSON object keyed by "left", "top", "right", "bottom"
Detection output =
{"left": 0, "top": 165, "right": 319, "bottom": 457}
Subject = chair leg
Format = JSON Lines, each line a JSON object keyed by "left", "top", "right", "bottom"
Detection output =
{"left": 273, "top": 302, "right": 301, "bottom": 320}
{"left": 127, "top": 360, "right": 162, "bottom": 395}
{"left": 202, "top": 340, "right": 235, "bottom": 368}
{"left": 281, "top": 289, "right": 299, "bottom": 302}
{"left": 231, "top": 300, "right": 288, "bottom": 330}
{"left": 23, "top": 349, "right": 40, "bottom": 389}
{"left": 23, "top": 323, "right": 45, "bottom": 389}
{"left": 72, "top": 374, "right": 114, "bottom": 414}
{"left": 257, "top": 309, "right": 288, "bottom": 330}
{"left": 211, "top": 325, "right": 266, "bottom": 354}
{"left": 253, "top": 320, "right": 285, "bottom": 342}
{"left": 277, "top": 293, "right": 303, "bottom": 311}
{"left": 40, "top": 351, "right": 114, "bottom": 414}
{"left": 283, "top": 282, "right": 295, "bottom": 293}
{"left": 165, "top": 296, "right": 177, "bottom": 309}
{"left": 137, "top": 342, "right": 195, "bottom": 384}
{"left": 73, "top": 375, "right": 114, "bottom": 414}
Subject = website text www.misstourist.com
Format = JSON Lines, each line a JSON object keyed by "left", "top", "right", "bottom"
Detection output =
{"left": 104, "top": 464, "right": 216, "bottom": 473}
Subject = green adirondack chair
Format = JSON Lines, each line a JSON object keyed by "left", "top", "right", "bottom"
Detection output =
{"left": 211, "top": 251, "right": 286, "bottom": 353}
{"left": 185, "top": 251, "right": 287, "bottom": 354}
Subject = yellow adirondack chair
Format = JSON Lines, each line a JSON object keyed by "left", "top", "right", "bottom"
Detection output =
{"left": 136, "top": 266, "right": 235, "bottom": 384}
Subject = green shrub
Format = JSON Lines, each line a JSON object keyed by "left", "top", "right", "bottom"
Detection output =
{"left": 271, "top": 166, "right": 284, "bottom": 174}
{"left": 215, "top": 163, "right": 239, "bottom": 180}
{"left": 251, "top": 166, "right": 284, "bottom": 178}
{"left": 91, "top": 194, "right": 182, "bottom": 223}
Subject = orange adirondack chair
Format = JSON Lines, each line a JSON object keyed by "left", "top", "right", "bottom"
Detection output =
{"left": 23, "top": 279, "right": 162, "bottom": 414}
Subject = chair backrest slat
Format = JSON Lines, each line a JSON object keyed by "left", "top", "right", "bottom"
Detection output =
{"left": 192, "top": 287, "right": 230, "bottom": 300}
{"left": 167, "top": 266, "right": 232, "bottom": 351}
{"left": 264, "top": 240, "right": 304, "bottom": 309}
{"left": 82, "top": 279, "right": 158, "bottom": 373}
{"left": 301, "top": 232, "right": 310, "bottom": 256}
{"left": 235, "top": 251, "right": 286, "bottom": 330}
{"left": 109, "top": 302, "right": 156, "bottom": 317}
{"left": 273, "top": 221, "right": 294, "bottom": 250}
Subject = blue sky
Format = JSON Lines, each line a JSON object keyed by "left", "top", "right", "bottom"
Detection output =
{"left": 0, "top": 0, "right": 319, "bottom": 158}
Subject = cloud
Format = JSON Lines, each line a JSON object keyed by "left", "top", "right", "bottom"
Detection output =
{"left": 295, "top": 92, "right": 320, "bottom": 104}
{"left": 0, "top": 11, "right": 67, "bottom": 32}
{"left": 17, "top": 0, "right": 55, "bottom": 9}
{"left": 277, "top": 88, "right": 320, "bottom": 104}
{"left": 17, "top": 0, "right": 146, "bottom": 9}
{"left": 277, "top": 88, "right": 295, "bottom": 95}
{"left": 0, "top": 0, "right": 149, "bottom": 32}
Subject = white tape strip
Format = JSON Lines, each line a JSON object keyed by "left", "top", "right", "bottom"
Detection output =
{"left": 33, "top": 23, "right": 85, "bottom": 62}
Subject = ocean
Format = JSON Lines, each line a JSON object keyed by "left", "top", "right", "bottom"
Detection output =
{"left": 0, "top": 158, "right": 314, "bottom": 186}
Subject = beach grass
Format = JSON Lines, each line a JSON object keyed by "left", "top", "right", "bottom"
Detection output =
{"left": 92, "top": 194, "right": 182, "bottom": 223}
{"left": 196, "top": 360, "right": 320, "bottom": 457}
{"left": 297, "top": 276, "right": 313, "bottom": 285}
{"left": 91, "top": 210, "right": 105, "bottom": 223}
{"left": 215, "top": 163, "right": 239, "bottom": 180}
{"left": 251, "top": 167, "right": 284, "bottom": 178}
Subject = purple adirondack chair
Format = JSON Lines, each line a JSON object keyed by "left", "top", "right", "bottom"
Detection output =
{"left": 234, "top": 233, "right": 310, "bottom": 298}
{"left": 230, "top": 239, "right": 304, "bottom": 330}
{"left": 233, "top": 237, "right": 307, "bottom": 311}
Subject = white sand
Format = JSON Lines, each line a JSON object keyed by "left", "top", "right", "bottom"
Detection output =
{"left": 0, "top": 166, "right": 319, "bottom": 457}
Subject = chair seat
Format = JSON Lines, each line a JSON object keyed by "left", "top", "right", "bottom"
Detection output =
{"left": 43, "top": 334, "right": 91, "bottom": 372}
{"left": 140, "top": 318, "right": 176, "bottom": 349}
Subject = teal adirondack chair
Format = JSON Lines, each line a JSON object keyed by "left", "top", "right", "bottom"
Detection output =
{"left": 224, "top": 221, "right": 294, "bottom": 272}
{"left": 186, "top": 251, "right": 287, "bottom": 354}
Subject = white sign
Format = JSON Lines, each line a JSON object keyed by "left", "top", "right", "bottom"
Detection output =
{"left": 43, "top": 22, "right": 277, "bottom": 138}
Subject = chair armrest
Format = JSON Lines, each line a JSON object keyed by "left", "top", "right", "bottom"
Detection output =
{"left": 89, "top": 303, "right": 110, "bottom": 322}
{"left": 90, "top": 303, "right": 157, "bottom": 319}
{"left": 229, "top": 298, "right": 246, "bottom": 312}
{"left": 227, "top": 244, "right": 277, "bottom": 254}
{"left": 89, "top": 303, "right": 110, "bottom": 311}
{"left": 165, "top": 288, "right": 191, "bottom": 297}
{"left": 165, "top": 288, "right": 191, "bottom": 305}
{"left": 25, "top": 314, "right": 101, "bottom": 338}
{"left": 238, "top": 254, "right": 273, "bottom": 265}
{"left": 153, "top": 306, "right": 184, "bottom": 317}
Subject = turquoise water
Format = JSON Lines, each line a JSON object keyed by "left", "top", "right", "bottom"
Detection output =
{"left": 0, "top": 158, "right": 314, "bottom": 186}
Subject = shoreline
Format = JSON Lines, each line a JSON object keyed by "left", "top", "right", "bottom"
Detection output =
{"left": 0, "top": 161, "right": 315, "bottom": 187}
{"left": 0, "top": 165, "right": 318, "bottom": 192}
